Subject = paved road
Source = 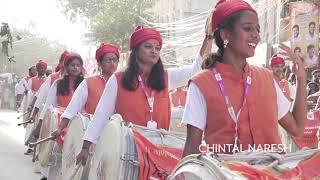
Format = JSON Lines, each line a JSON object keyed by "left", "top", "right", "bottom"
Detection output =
{"left": 0, "top": 109, "right": 40, "bottom": 180}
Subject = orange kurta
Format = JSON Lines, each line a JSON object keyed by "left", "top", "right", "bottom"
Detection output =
{"left": 57, "top": 94, "right": 73, "bottom": 108}
{"left": 31, "top": 76, "right": 46, "bottom": 93}
{"left": 170, "top": 88, "right": 187, "bottom": 107}
{"left": 192, "top": 62, "right": 281, "bottom": 152}
{"left": 115, "top": 71, "right": 171, "bottom": 130}
{"left": 56, "top": 79, "right": 77, "bottom": 147}
{"left": 56, "top": 79, "right": 76, "bottom": 107}
{"left": 84, "top": 75, "right": 107, "bottom": 114}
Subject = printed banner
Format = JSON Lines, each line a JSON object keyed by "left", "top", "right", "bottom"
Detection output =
{"left": 133, "top": 130, "right": 183, "bottom": 180}
{"left": 289, "top": 2, "right": 320, "bottom": 68}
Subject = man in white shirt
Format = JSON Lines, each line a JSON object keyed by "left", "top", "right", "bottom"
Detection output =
{"left": 291, "top": 25, "right": 301, "bottom": 43}
{"left": 28, "top": 51, "right": 68, "bottom": 124}
{"left": 294, "top": 47, "right": 301, "bottom": 57}
{"left": 305, "top": 22, "right": 317, "bottom": 41}
{"left": 269, "top": 54, "right": 295, "bottom": 101}
{"left": 306, "top": 44, "right": 319, "bottom": 67}
{"left": 15, "top": 66, "right": 37, "bottom": 109}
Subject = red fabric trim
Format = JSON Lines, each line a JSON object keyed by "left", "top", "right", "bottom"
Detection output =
{"left": 133, "top": 130, "right": 183, "bottom": 180}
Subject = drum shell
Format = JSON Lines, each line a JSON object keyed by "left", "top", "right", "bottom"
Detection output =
{"left": 61, "top": 113, "right": 90, "bottom": 180}
{"left": 169, "top": 150, "right": 320, "bottom": 180}
{"left": 24, "top": 105, "right": 43, "bottom": 145}
{"left": 21, "top": 91, "right": 33, "bottom": 127}
{"left": 37, "top": 106, "right": 58, "bottom": 167}
{"left": 88, "top": 114, "right": 185, "bottom": 180}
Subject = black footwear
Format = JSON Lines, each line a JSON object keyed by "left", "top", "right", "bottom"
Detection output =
{"left": 23, "top": 148, "right": 33, "bottom": 155}
{"left": 40, "top": 177, "right": 47, "bottom": 180}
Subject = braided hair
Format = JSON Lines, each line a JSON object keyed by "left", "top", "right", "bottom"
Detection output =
{"left": 202, "top": 11, "right": 243, "bottom": 69}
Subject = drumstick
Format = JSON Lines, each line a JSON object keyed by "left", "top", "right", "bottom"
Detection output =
{"left": 29, "top": 136, "right": 55, "bottom": 147}
{"left": 17, "top": 111, "right": 29, "bottom": 119}
{"left": 32, "top": 146, "right": 37, "bottom": 162}
{"left": 17, "top": 119, "right": 33, "bottom": 126}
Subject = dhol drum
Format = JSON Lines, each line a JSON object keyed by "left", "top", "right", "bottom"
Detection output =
{"left": 47, "top": 146, "right": 62, "bottom": 180}
{"left": 170, "top": 106, "right": 186, "bottom": 135}
{"left": 88, "top": 114, "right": 186, "bottom": 180}
{"left": 24, "top": 122, "right": 35, "bottom": 146}
{"left": 169, "top": 149, "right": 320, "bottom": 180}
{"left": 21, "top": 91, "right": 33, "bottom": 127}
{"left": 37, "top": 106, "right": 63, "bottom": 167}
{"left": 24, "top": 105, "right": 44, "bottom": 146}
{"left": 61, "top": 112, "right": 91, "bottom": 180}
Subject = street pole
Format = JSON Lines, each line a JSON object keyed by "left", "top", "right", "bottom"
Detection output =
{"left": 275, "top": 0, "right": 282, "bottom": 44}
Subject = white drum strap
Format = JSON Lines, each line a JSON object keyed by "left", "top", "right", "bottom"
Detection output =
{"left": 121, "top": 129, "right": 139, "bottom": 179}
{"left": 213, "top": 148, "right": 320, "bottom": 168}
{"left": 168, "top": 155, "right": 226, "bottom": 179}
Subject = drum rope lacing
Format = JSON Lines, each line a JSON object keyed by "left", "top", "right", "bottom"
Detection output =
{"left": 168, "top": 154, "right": 227, "bottom": 179}
{"left": 65, "top": 113, "right": 92, "bottom": 179}
{"left": 210, "top": 148, "right": 320, "bottom": 168}
{"left": 124, "top": 121, "right": 186, "bottom": 141}
{"left": 168, "top": 149, "right": 320, "bottom": 179}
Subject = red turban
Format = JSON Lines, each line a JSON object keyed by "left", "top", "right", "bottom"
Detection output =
{"left": 269, "top": 54, "right": 285, "bottom": 66}
{"left": 95, "top": 43, "right": 120, "bottom": 61}
{"left": 209, "top": 0, "right": 257, "bottom": 33}
{"left": 64, "top": 52, "right": 83, "bottom": 66}
{"left": 59, "top": 51, "right": 69, "bottom": 63}
{"left": 36, "top": 60, "right": 47, "bottom": 69}
{"left": 130, "top": 26, "right": 162, "bottom": 50}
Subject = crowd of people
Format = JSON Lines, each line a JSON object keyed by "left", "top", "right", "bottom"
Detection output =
{"left": 12, "top": 0, "right": 319, "bottom": 179}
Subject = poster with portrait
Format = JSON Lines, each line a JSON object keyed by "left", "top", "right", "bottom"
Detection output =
{"left": 290, "top": 2, "right": 319, "bottom": 68}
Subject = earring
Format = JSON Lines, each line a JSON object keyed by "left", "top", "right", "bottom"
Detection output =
{"left": 223, "top": 39, "right": 229, "bottom": 48}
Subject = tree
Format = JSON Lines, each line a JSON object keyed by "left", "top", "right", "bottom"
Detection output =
{"left": 58, "top": 0, "right": 156, "bottom": 50}
{"left": 0, "top": 28, "right": 67, "bottom": 76}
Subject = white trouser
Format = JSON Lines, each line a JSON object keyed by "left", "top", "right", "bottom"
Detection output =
{"left": 40, "top": 166, "right": 48, "bottom": 178}
{"left": 47, "top": 163, "right": 61, "bottom": 180}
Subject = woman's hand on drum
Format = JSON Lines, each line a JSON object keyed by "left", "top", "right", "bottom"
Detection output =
{"left": 15, "top": 101, "right": 21, "bottom": 110}
{"left": 76, "top": 140, "right": 92, "bottom": 166}
{"left": 51, "top": 128, "right": 62, "bottom": 139}
{"left": 27, "top": 105, "right": 33, "bottom": 113}
{"left": 29, "top": 115, "right": 35, "bottom": 122}
{"left": 76, "top": 148, "right": 89, "bottom": 166}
